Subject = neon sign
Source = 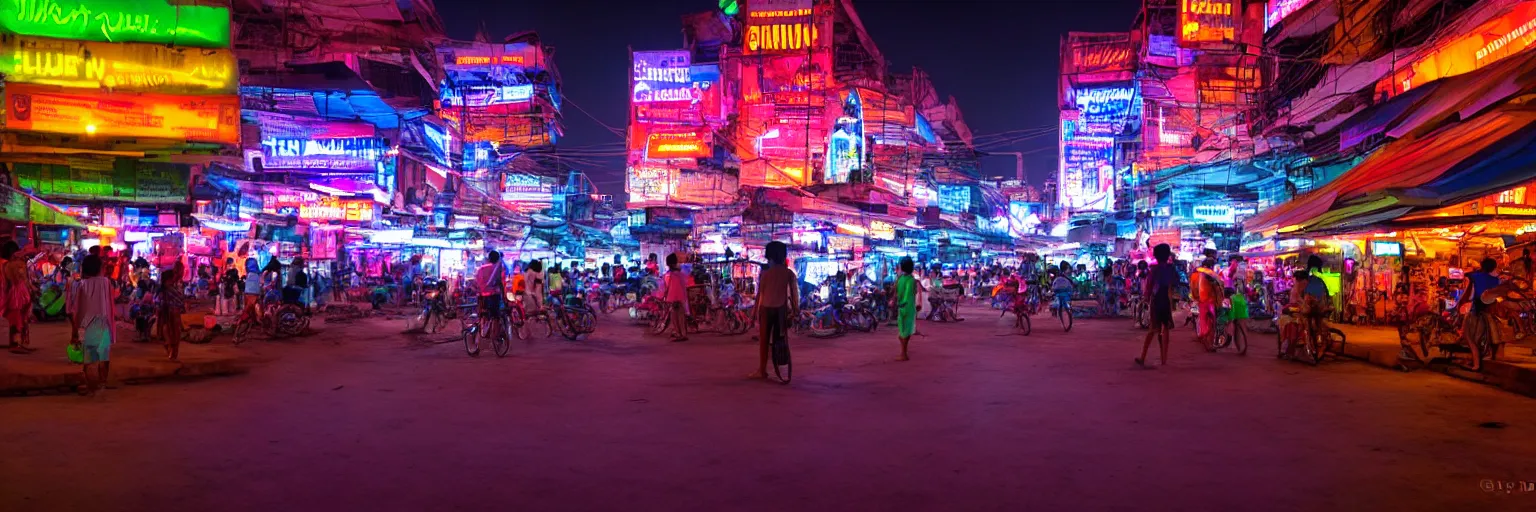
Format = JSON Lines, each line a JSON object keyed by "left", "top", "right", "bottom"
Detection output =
{"left": 440, "top": 84, "right": 533, "bottom": 107}
{"left": 1265, "top": 0, "right": 1318, "bottom": 31}
{"left": 643, "top": 130, "right": 710, "bottom": 159}
{"left": 626, "top": 166, "right": 675, "bottom": 205}
{"left": 263, "top": 191, "right": 374, "bottom": 221}
{"left": 454, "top": 55, "right": 524, "bottom": 66}
{"left": 259, "top": 137, "right": 386, "bottom": 171}
{"left": 869, "top": 220, "right": 895, "bottom": 240}
{"left": 0, "top": 0, "right": 232, "bottom": 48}
{"left": 1378, "top": 3, "right": 1536, "bottom": 98}
{"left": 632, "top": 50, "right": 690, "bottom": 84}
{"left": 3, "top": 83, "right": 238, "bottom": 143}
{"left": 938, "top": 185, "right": 971, "bottom": 214}
{"left": 501, "top": 173, "right": 556, "bottom": 203}
{"left": 744, "top": 23, "right": 821, "bottom": 54}
{"left": 1, "top": 37, "right": 236, "bottom": 94}
{"left": 1073, "top": 86, "right": 1138, "bottom": 136}
{"left": 443, "top": 43, "right": 537, "bottom": 70}
{"left": 824, "top": 89, "right": 864, "bottom": 184}
{"left": 1179, "top": 0, "right": 1237, "bottom": 46}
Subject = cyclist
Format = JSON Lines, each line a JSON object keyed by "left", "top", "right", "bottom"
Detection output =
{"left": 1050, "top": 270, "right": 1074, "bottom": 317}
{"left": 1193, "top": 258, "right": 1222, "bottom": 347}
{"left": 474, "top": 251, "right": 509, "bottom": 338}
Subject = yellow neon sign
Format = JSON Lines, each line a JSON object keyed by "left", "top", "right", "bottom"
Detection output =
{"left": 743, "top": 23, "right": 821, "bottom": 54}
{"left": 1, "top": 37, "right": 236, "bottom": 94}
{"left": 3, "top": 82, "right": 239, "bottom": 144}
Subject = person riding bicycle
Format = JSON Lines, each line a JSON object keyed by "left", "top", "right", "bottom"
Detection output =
{"left": 1051, "top": 270, "right": 1074, "bottom": 316}
{"left": 475, "top": 251, "right": 508, "bottom": 318}
{"left": 1280, "top": 255, "right": 1332, "bottom": 356}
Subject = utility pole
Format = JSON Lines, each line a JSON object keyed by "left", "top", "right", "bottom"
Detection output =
{"left": 990, "top": 151, "right": 1026, "bottom": 182}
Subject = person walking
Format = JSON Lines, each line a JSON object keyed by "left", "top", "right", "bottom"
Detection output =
{"left": 663, "top": 253, "right": 690, "bottom": 342}
{"left": 751, "top": 241, "right": 799, "bottom": 379}
{"left": 159, "top": 262, "right": 187, "bottom": 362}
{"left": 2, "top": 240, "right": 36, "bottom": 354}
{"left": 1137, "top": 243, "right": 1178, "bottom": 368}
{"left": 1193, "top": 258, "right": 1222, "bottom": 348}
{"left": 893, "top": 256, "right": 923, "bottom": 361}
{"left": 68, "top": 255, "right": 116, "bottom": 396}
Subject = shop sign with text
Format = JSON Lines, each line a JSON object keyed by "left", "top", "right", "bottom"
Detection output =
{"left": 259, "top": 137, "right": 386, "bottom": 171}
{"left": 0, "top": 36, "right": 236, "bottom": 94}
{"left": 3, "top": 83, "right": 238, "bottom": 143}
{"left": 643, "top": 130, "right": 710, "bottom": 159}
{"left": 0, "top": 0, "right": 231, "bottom": 48}
{"left": 1179, "top": 0, "right": 1237, "bottom": 47}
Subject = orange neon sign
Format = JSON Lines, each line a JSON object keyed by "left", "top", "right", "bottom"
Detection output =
{"left": 1377, "top": 3, "right": 1536, "bottom": 98}
{"left": 4, "top": 83, "right": 238, "bottom": 144}
{"left": 1179, "top": 0, "right": 1237, "bottom": 46}
{"left": 454, "top": 55, "right": 526, "bottom": 66}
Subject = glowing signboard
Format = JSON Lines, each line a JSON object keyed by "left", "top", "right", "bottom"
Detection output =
{"left": 253, "top": 112, "right": 375, "bottom": 140}
{"left": 632, "top": 50, "right": 691, "bottom": 84}
{"left": 443, "top": 42, "right": 538, "bottom": 70}
{"left": 632, "top": 81, "right": 704, "bottom": 103}
{"left": 3, "top": 83, "right": 238, "bottom": 143}
{"left": 0, "top": 0, "right": 231, "bottom": 47}
{"left": 1179, "top": 0, "right": 1237, "bottom": 47}
{"left": 1060, "top": 109, "right": 1115, "bottom": 212}
{"left": 501, "top": 173, "right": 556, "bottom": 203}
{"left": 263, "top": 191, "right": 374, "bottom": 222}
{"left": 869, "top": 220, "right": 896, "bottom": 240}
{"left": 938, "top": 185, "right": 971, "bottom": 214}
{"left": 743, "top": 0, "right": 819, "bottom": 55}
{"left": 0, "top": 37, "right": 236, "bottom": 94}
{"left": 439, "top": 84, "right": 533, "bottom": 107}
{"left": 825, "top": 89, "right": 864, "bottom": 183}
{"left": 1265, "top": 0, "right": 1319, "bottom": 31}
{"left": 626, "top": 165, "right": 675, "bottom": 205}
{"left": 260, "top": 137, "right": 386, "bottom": 171}
{"left": 1073, "top": 86, "right": 1138, "bottom": 136}
{"left": 643, "top": 130, "right": 711, "bottom": 159}
{"left": 1377, "top": 2, "right": 1536, "bottom": 98}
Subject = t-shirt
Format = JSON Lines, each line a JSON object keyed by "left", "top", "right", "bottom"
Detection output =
{"left": 523, "top": 270, "right": 544, "bottom": 300}
{"left": 244, "top": 272, "right": 262, "bottom": 294}
{"left": 896, "top": 274, "right": 918, "bottom": 308}
{"left": 663, "top": 271, "right": 690, "bottom": 303}
{"left": 1146, "top": 263, "right": 1177, "bottom": 300}
{"left": 1229, "top": 293, "right": 1249, "bottom": 320}
{"left": 1468, "top": 271, "right": 1502, "bottom": 311}
{"left": 1304, "top": 274, "right": 1329, "bottom": 302}
{"left": 475, "top": 263, "right": 504, "bottom": 297}
{"left": 1051, "top": 276, "right": 1073, "bottom": 293}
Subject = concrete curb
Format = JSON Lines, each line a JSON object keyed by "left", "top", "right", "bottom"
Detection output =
{"left": 0, "top": 357, "right": 252, "bottom": 396}
{"left": 1339, "top": 340, "right": 1536, "bottom": 399}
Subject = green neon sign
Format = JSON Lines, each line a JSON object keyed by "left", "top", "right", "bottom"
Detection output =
{"left": 0, "top": 0, "right": 230, "bottom": 48}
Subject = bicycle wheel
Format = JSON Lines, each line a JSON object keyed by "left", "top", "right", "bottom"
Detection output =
{"left": 464, "top": 324, "right": 481, "bottom": 357}
{"left": 1014, "top": 312, "right": 1031, "bottom": 336}
{"left": 490, "top": 318, "right": 510, "bottom": 357}
{"left": 559, "top": 313, "right": 581, "bottom": 340}
{"left": 507, "top": 307, "right": 528, "bottom": 341}
{"left": 1134, "top": 303, "right": 1148, "bottom": 329}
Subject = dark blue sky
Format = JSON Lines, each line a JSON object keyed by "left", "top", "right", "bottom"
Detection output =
{"left": 434, "top": 0, "right": 1142, "bottom": 193}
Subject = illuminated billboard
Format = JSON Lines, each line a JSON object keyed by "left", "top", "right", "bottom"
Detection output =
{"left": 0, "top": 0, "right": 231, "bottom": 48}
{"left": 252, "top": 113, "right": 375, "bottom": 140}
{"left": 440, "top": 84, "right": 533, "bottom": 108}
{"left": 441, "top": 109, "right": 555, "bottom": 147}
{"left": 260, "top": 137, "right": 386, "bottom": 171}
{"left": 3, "top": 83, "right": 238, "bottom": 143}
{"left": 632, "top": 50, "right": 691, "bottom": 84}
{"left": 1059, "top": 110, "right": 1115, "bottom": 212}
{"left": 1376, "top": 2, "right": 1536, "bottom": 99}
{"left": 263, "top": 191, "right": 375, "bottom": 222}
{"left": 635, "top": 129, "right": 711, "bottom": 159}
{"left": 501, "top": 174, "right": 557, "bottom": 204}
{"left": 0, "top": 37, "right": 236, "bottom": 94}
{"left": 1064, "top": 32, "right": 1135, "bottom": 85}
{"left": 441, "top": 42, "right": 540, "bottom": 71}
{"left": 743, "top": 0, "right": 820, "bottom": 55}
{"left": 1072, "top": 86, "right": 1139, "bottom": 136}
{"left": 1265, "top": 0, "right": 1318, "bottom": 31}
{"left": 938, "top": 185, "right": 971, "bottom": 214}
{"left": 1178, "top": 0, "right": 1238, "bottom": 47}
{"left": 824, "top": 89, "right": 864, "bottom": 183}
{"left": 626, "top": 165, "right": 676, "bottom": 205}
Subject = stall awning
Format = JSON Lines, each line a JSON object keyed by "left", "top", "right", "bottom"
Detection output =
{"left": 1, "top": 184, "right": 86, "bottom": 228}
{"left": 1247, "top": 107, "right": 1536, "bottom": 233}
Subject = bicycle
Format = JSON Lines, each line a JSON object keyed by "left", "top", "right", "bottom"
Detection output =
{"left": 1010, "top": 301, "right": 1032, "bottom": 336}
{"left": 550, "top": 296, "right": 597, "bottom": 341}
{"left": 1050, "top": 292, "right": 1073, "bottom": 332}
{"left": 1208, "top": 306, "right": 1248, "bottom": 355}
{"left": 463, "top": 298, "right": 511, "bottom": 358}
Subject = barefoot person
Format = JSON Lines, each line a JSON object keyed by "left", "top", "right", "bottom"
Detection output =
{"left": 160, "top": 261, "right": 187, "bottom": 362}
{"left": 751, "top": 241, "right": 799, "bottom": 379}
{"left": 1137, "top": 243, "right": 1177, "bottom": 368}
{"left": 68, "top": 255, "right": 116, "bottom": 395}
{"left": 893, "top": 256, "right": 922, "bottom": 361}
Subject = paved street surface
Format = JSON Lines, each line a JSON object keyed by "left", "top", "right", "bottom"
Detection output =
{"left": 3, "top": 305, "right": 1535, "bottom": 511}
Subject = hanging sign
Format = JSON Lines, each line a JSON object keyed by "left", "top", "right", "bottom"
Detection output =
{"left": 626, "top": 165, "right": 676, "bottom": 205}
{"left": 642, "top": 130, "right": 711, "bottom": 159}
{"left": 439, "top": 84, "right": 533, "bottom": 108}
{"left": 632, "top": 50, "right": 691, "bottom": 84}
{"left": 1178, "top": 0, "right": 1238, "bottom": 47}
{"left": 252, "top": 112, "right": 376, "bottom": 140}
{"left": 3, "top": 83, "right": 238, "bottom": 143}
{"left": 743, "top": 0, "right": 819, "bottom": 55}
{"left": 0, "top": 36, "right": 237, "bottom": 94}
{"left": 1265, "top": 0, "right": 1319, "bottom": 31}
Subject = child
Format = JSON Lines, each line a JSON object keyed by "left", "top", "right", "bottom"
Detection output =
{"left": 663, "top": 253, "right": 690, "bottom": 342}
{"left": 1137, "top": 244, "right": 1178, "bottom": 368}
{"left": 893, "top": 256, "right": 923, "bottom": 361}
{"left": 1227, "top": 286, "right": 1248, "bottom": 344}
{"left": 1050, "top": 271, "right": 1074, "bottom": 317}
{"left": 68, "top": 255, "right": 116, "bottom": 396}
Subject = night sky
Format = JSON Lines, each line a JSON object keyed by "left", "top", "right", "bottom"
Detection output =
{"left": 434, "top": 0, "right": 1143, "bottom": 194}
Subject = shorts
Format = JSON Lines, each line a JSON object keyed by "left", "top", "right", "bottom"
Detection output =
{"left": 478, "top": 295, "right": 504, "bottom": 316}
{"left": 1054, "top": 292, "right": 1071, "bottom": 311}
{"left": 898, "top": 305, "right": 916, "bottom": 338}
{"left": 1149, "top": 296, "right": 1174, "bottom": 329}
